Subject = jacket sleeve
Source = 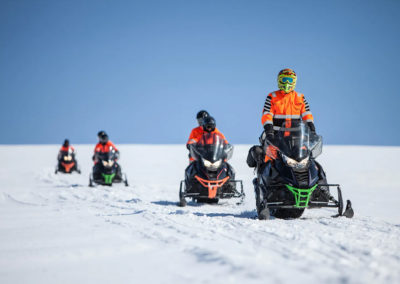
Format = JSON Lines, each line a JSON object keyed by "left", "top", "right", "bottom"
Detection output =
{"left": 261, "top": 93, "right": 274, "bottom": 127}
{"left": 187, "top": 128, "right": 202, "bottom": 146}
{"left": 218, "top": 130, "right": 228, "bottom": 144}
{"left": 110, "top": 142, "right": 119, "bottom": 152}
{"left": 300, "top": 94, "right": 314, "bottom": 122}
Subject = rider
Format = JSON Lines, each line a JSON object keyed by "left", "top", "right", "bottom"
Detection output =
{"left": 187, "top": 116, "right": 229, "bottom": 149}
{"left": 92, "top": 131, "right": 121, "bottom": 178}
{"left": 186, "top": 116, "right": 234, "bottom": 177}
{"left": 187, "top": 110, "right": 209, "bottom": 162}
{"left": 251, "top": 68, "right": 330, "bottom": 208}
{"left": 58, "top": 139, "right": 76, "bottom": 161}
{"left": 93, "top": 131, "right": 120, "bottom": 163}
{"left": 262, "top": 68, "right": 316, "bottom": 160}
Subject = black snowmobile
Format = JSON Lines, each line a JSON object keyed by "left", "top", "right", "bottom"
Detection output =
{"left": 89, "top": 149, "right": 128, "bottom": 187}
{"left": 55, "top": 150, "right": 81, "bottom": 174}
{"left": 248, "top": 121, "right": 354, "bottom": 220}
{"left": 179, "top": 132, "right": 244, "bottom": 206}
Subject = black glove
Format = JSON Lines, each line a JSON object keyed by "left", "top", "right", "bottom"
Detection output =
{"left": 307, "top": 122, "right": 316, "bottom": 134}
{"left": 307, "top": 122, "right": 319, "bottom": 141}
{"left": 263, "top": 124, "right": 274, "bottom": 142}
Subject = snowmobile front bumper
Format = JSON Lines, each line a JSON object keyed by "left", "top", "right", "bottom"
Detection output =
{"left": 178, "top": 178, "right": 245, "bottom": 206}
{"left": 265, "top": 184, "right": 354, "bottom": 218}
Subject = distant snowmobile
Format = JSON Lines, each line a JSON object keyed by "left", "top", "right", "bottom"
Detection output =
{"left": 179, "top": 132, "right": 244, "bottom": 206}
{"left": 248, "top": 121, "right": 354, "bottom": 220}
{"left": 55, "top": 150, "right": 81, "bottom": 174}
{"left": 89, "top": 149, "right": 128, "bottom": 187}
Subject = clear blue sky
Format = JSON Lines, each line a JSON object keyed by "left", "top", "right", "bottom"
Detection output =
{"left": 1, "top": 0, "right": 399, "bottom": 145}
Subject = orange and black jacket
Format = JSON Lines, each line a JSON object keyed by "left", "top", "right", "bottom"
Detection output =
{"left": 187, "top": 126, "right": 228, "bottom": 147}
{"left": 94, "top": 141, "right": 119, "bottom": 154}
{"left": 262, "top": 90, "right": 314, "bottom": 131}
{"left": 59, "top": 146, "right": 75, "bottom": 153}
{"left": 58, "top": 146, "right": 75, "bottom": 160}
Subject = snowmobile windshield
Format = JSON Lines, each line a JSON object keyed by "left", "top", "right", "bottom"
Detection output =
{"left": 274, "top": 121, "right": 322, "bottom": 161}
{"left": 191, "top": 132, "right": 226, "bottom": 163}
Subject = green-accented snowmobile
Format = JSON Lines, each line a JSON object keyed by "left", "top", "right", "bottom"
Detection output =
{"left": 248, "top": 121, "right": 354, "bottom": 220}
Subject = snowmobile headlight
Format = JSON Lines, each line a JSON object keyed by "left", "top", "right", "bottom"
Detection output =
{"left": 64, "top": 155, "right": 72, "bottom": 161}
{"left": 298, "top": 157, "right": 309, "bottom": 168}
{"left": 202, "top": 158, "right": 222, "bottom": 171}
{"left": 102, "top": 160, "right": 114, "bottom": 167}
{"left": 283, "top": 155, "right": 309, "bottom": 169}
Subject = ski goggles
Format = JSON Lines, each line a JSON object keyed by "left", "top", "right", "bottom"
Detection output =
{"left": 279, "top": 76, "right": 295, "bottom": 84}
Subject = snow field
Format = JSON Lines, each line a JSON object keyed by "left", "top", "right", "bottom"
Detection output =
{"left": 0, "top": 145, "right": 399, "bottom": 283}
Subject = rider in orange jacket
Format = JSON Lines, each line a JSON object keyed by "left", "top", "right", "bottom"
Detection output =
{"left": 187, "top": 110, "right": 209, "bottom": 147}
{"left": 186, "top": 116, "right": 235, "bottom": 180}
{"left": 93, "top": 131, "right": 120, "bottom": 163}
{"left": 187, "top": 110, "right": 211, "bottom": 162}
{"left": 252, "top": 69, "right": 331, "bottom": 205}
{"left": 58, "top": 139, "right": 75, "bottom": 160}
{"left": 261, "top": 69, "right": 316, "bottom": 162}
{"left": 187, "top": 115, "right": 229, "bottom": 154}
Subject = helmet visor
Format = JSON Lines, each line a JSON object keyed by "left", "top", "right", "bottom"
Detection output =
{"left": 280, "top": 77, "right": 294, "bottom": 84}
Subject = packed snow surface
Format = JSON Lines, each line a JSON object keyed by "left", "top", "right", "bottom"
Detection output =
{"left": 0, "top": 145, "right": 399, "bottom": 284}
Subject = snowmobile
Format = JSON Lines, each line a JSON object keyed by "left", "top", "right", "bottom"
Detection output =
{"left": 249, "top": 121, "right": 354, "bottom": 220}
{"left": 55, "top": 150, "right": 81, "bottom": 174}
{"left": 179, "top": 132, "right": 245, "bottom": 206}
{"left": 89, "top": 149, "right": 128, "bottom": 187}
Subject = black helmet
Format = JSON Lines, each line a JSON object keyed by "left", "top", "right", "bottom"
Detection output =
{"left": 63, "top": 139, "right": 69, "bottom": 147}
{"left": 196, "top": 110, "right": 209, "bottom": 126}
{"left": 97, "top": 130, "right": 107, "bottom": 137}
{"left": 203, "top": 116, "right": 216, "bottom": 132}
{"left": 97, "top": 130, "right": 109, "bottom": 144}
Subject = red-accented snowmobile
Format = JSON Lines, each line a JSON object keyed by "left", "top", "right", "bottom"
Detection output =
{"left": 55, "top": 150, "right": 81, "bottom": 174}
{"left": 179, "top": 132, "right": 244, "bottom": 206}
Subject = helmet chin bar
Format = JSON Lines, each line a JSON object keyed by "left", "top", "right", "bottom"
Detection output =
{"left": 279, "top": 82, "right": 296, "bottom": 93}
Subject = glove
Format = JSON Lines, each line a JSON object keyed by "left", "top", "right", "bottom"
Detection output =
{"left": 263, "top": 124, "right": 274, "bottom": 143}
{"left": 307, "top": 122, "right": 316, "bottom": 134}
{"left": 307, "top": 122, "right": 319, "bottom": 141}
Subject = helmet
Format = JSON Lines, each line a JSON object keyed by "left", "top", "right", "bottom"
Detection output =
{"left": 97, "top": 130, "right": 109, "bottom": 144}
{"left": 278, "top": 68, "right": 297, "bottom": 93}
{"left": 63, "top": 139, "right": 69, "bottom": 147}
{"left": 196, "top": 110, "right": 209, "bottom": 126}
{"left": 203, "top": 116, "right": 216, "bottom": 132}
